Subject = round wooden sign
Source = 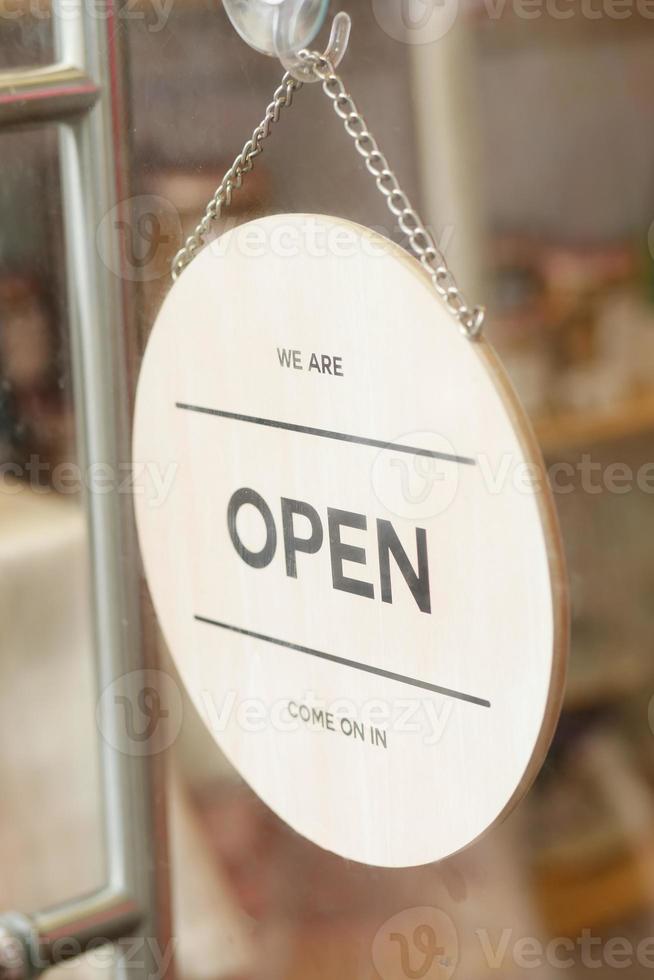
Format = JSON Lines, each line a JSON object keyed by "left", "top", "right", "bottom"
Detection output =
{"left": 133, "top": 213, "right": 567, "bottom": 867}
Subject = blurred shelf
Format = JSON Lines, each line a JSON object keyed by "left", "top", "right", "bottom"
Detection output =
{"left": 564, "top": 648, "right": 653, "bottom": 711}
{"left": 534, "top": 386, "right": 654, "bottom": 453}
{"left": 536, "top": 835, "right": 654, "bottom": 936}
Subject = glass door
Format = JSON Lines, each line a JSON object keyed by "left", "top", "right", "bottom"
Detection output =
{"left": 3, "top": 1, "right": 654, "bottom": 979}
{"left": 123, "top": 2, "right": 654, "bottom": 979}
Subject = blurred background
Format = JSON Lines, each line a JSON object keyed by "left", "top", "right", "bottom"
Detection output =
{"left": 1, "top": 0, "right": 654, "bottom": 978}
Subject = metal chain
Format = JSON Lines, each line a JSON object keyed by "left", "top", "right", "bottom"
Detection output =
{"left": 171, "top": 71, "right": 302, "bottom": 281}
{"left": 171, "top": 53, "right": 485, "bottom": 340}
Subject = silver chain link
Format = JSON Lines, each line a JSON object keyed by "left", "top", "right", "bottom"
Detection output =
{"left": 171, "top": 71, "right": 302, "bottom": 281}
{"left": 171, "top": 53, "right": 485, "bottom": 340}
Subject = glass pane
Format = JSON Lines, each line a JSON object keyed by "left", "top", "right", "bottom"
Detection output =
{"left": 123, "top": 2, "right": 654, "bottom": 978}
{"left": 0, "top": 125, "right": 105, "bottom": 912}
{"left": 0, "top": 0, "right": 54, "bottom": 70}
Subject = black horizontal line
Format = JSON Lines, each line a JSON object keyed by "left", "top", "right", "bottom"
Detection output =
{"left": 194, "top": 615, "right": 491, "bottom": 708}
{"left": 175, "top": 403, "right": 475, "bottom": 466}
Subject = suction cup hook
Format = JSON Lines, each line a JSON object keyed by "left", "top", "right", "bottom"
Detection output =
{"left": 222, "top": 0, "right": 350, "bottom": 81}
{"left": 276, "top": 9, "right": 351, "bottom": 82}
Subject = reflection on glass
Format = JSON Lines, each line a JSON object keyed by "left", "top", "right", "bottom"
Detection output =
{"left": 124, "top": 1, "right": 654, "bottom": 977}
{"left": 0, "top": 0, "right": 54, "bottom": 70}
{"left": 0, "top": 126, "right": 105, "bottom": 913}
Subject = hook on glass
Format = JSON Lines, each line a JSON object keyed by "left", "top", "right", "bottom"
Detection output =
{"left": 276, "top": 10, "right": 352, "bottom": 82}
{"left": 222, "top": 0, "right": 350, "bottom": 81}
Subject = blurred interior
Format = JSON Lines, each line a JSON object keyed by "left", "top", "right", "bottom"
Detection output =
{"left": 2, "top": 0, "right": 654, "bottom": 977}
